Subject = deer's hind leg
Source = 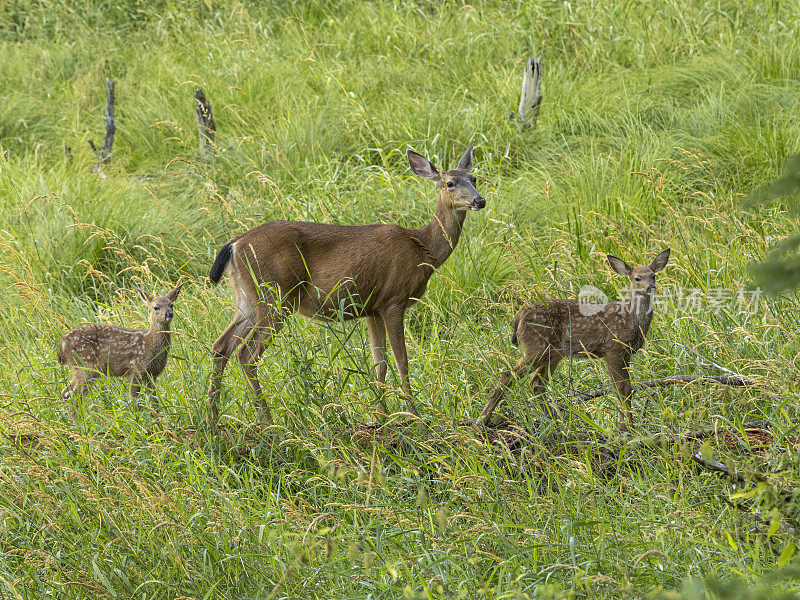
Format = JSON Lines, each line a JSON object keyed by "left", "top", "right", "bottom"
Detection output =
{"left": 530, "top": 349, "right": 564, "bottom": 419}
{"left": 237, "top": 301, "right": 285, "bottom": 423}
{"left": 63, "top": 368, "right": 98, "bottom": 421}
{"left": 208, "top": 285, "right": 263, "bottom": 427}
{"left": 478, "top": 353, "right": 540, "bottom": 428}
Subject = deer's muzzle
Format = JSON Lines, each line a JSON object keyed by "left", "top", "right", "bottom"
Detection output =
{"left": 471, "top": 196, "right": 486, "bottom": 210}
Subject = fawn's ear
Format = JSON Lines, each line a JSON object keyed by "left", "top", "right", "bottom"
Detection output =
{"left": 166, "top": 283, "right": 182, "bottom": 301}
{"left": 607, "top": 255, "right": 633, "bottom": 276}
{"left": 456, "top": 142, "right": 474, "bottom": 172}
{"left": 407, "top": 150, "right": 441, "bottom": 181}
{"left": 136, "top": 288, "right": 154, "bottom": 304}
{"left": 650, "top": 248, "right": 671, "bottom": 273}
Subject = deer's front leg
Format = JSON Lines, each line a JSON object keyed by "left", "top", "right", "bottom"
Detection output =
{"left": 605, "top": 352, "right": 634, "bottom": 431}
{"left": 128, "top": 374, "right": 143, "bottom": 412}
{"left": 130, "top": 374, "right": 162, "bottom": 418}
{"left": 129, "top": 378, "right": 141, "bottom": 399}
{"left": 382, "top": 305, "right": 417, "bottom": 416}
{"left": 366, "top": 315, "right": 389, "bottom": 417}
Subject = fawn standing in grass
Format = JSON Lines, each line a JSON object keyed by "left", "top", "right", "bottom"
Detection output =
{"left": 207, "top": 144, "right": 485, "bottom": 427}
{"left": 478, "top": 249, "right": 670, "bottom": 431}
{"left": 58, "top": 284, "right": 182, "bottom": 418}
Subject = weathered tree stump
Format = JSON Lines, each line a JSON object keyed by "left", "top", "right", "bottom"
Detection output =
{"left": 517, "top": 56, "right": 542, "bottom": 127}
{"left": 194, "top": 88, "right": 216, "bottom": 156}
{"left": 88, "top": 78, "right": 115, "bottom": 172}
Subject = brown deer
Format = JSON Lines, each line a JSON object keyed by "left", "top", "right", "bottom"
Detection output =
{"left": 58, "top": 284, "right": 182, "bottom": 417}
{"left": 207, "top": 144, "right": 485, "bottom": 426}
{"left": 478, "top": 249, "right": 670, "bottom": 431}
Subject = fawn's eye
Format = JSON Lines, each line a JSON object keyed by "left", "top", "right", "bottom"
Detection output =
{"left": 154, "top": 306, "right": 161, "bottom": 311}
{"left": 446, "top": 181, "right": 455, "bottom": 188}
{"left": 634, "top": 277, "right": 641, "bottom": 282}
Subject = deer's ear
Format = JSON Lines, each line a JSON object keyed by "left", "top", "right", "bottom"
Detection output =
{"left": 650, "top": 248, "right": 671, "bottom": 272}
{"left": 407, "top": 150, "right": 441, "bottom": 181}
{"left": 456, "top": 142, "right": 474, "bottom": 172}
{"left": 166, "top": 283, "right": 182, "bottom": 301}
{"left": 136, "top": 288, "right": 154, "bottom": 304}
{"left": 607, "top": 255, "right": 633, "bottom": 276}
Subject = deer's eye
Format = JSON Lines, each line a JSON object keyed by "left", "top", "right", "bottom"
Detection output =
{"left": 634, "top": 277, "right": 641, "bottom": 282}
{"left": 154, "top": 306, "right": 161, "bottom": 311}
{"left": 446, "top": 181, "right": 455, "bottom": 188}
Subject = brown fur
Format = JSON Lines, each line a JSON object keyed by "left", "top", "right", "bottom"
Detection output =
{"left": 58, "top": 284, "right": 182, "bottom": 418}
{"left": 478, "top": 249, "right": 670, "bottom": 431}
{"left": 207, "top": 144, "right": 485, "bottom": 426}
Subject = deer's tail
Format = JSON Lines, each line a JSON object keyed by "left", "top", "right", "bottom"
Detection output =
{"left": 56, "top": 339, "right": 67, "bottom": 364}
{"left": 510, "top": 313, "right": 522, "bottom": 347}
{"left": 209, "top": 242, "right": 233, "bottom": 286}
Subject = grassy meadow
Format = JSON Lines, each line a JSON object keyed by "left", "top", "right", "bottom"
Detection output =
{"left": 2, "top": 0, "right": 800, "bottom": 597}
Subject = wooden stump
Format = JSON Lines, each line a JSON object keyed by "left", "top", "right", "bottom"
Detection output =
{"left": 194, "top": 88, "right": 216, "bottom": 156}
{"left": 517, "top": 57, "right": 542, "bottom": 127}
{"left": 89, "top": 78, "right": 115, "bottom": 172}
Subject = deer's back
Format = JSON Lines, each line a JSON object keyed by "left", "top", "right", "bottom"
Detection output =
{"left": 59, "top": 323, "right": 147, "bottom": 376}
{"left": 514, "top": 299, "right": 639, "bottom": 358}
{"left": 230, "top": 220, "right": 433, "bottom": 318}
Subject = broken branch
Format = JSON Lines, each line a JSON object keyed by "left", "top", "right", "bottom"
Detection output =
{"left": 569, "top": 375, "right": 755, "bottom": 404}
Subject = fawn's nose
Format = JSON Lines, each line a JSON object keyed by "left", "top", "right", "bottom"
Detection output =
{"left": 165, "top": 308, "right": 174, "bottom": 320}
{"left": 471, "top": 196, "right": 486, "bottom": 210}
{"left": 646, "top": 283, "right": 656, "bottom": 294}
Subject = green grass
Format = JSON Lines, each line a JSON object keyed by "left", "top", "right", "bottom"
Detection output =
{"left": 2, "top": 1, "right": 800, "bottom": 598}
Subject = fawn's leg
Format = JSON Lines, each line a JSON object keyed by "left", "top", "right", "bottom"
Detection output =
{"left": 605, "top": 352, "right": 634, "bottom": 431}
{"left": 129, "top": 375, "right": 142, "bottom": 399}
{"left": 149, "top": 376, "right": 161, "bottom": 415}
{"left": 65, "top": 369, "right": 96, "bottom": 421}
{"left": 531, "top": 351, "right": 564, "bottom": 419}
{"left": 382, "top": 304, "right": 417, "bottom": 417}
{"left": 366, "top": 315, "right": 390, "bottom": 418}
{"left": 238, "top": 302, "right": 284, "bottom": 424}
{"left": 478, "top": 356, "right": 537, "bottom": 427}
{"left": 130, "top": 375, "right": 160, "bottom": 417}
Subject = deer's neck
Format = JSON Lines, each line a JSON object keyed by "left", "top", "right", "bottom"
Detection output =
{"left": 145, "top": 323, "right": 172, "bottom": 361}
{"left": 627, "top": 289, "right": 655, "bottom": 337}
{"left": 416, "top": 196, "right": 467, "bottom": 268}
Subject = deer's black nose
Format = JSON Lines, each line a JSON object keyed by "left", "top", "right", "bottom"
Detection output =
{"left": 646, "top": 284, "right": 656, "bottom": 294}
{"left": 165, "top": 309, "right": 174, "bottom": 320}
{"left": 472, "top": 196, "right": 486, "bottom": 210}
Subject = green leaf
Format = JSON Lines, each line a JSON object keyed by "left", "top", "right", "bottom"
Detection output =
{"left": 745, "top": 154, "right": 800, "bottom": 208}
{"left": 778, "top": 542, "right": 795, "bottom": 567}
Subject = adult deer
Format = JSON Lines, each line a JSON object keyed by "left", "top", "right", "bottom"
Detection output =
{"left": 207, "top": 144, "right": 485, "bottom": 426}
{"left": 478, "top": 249, "right": 670, "bottom": 431}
